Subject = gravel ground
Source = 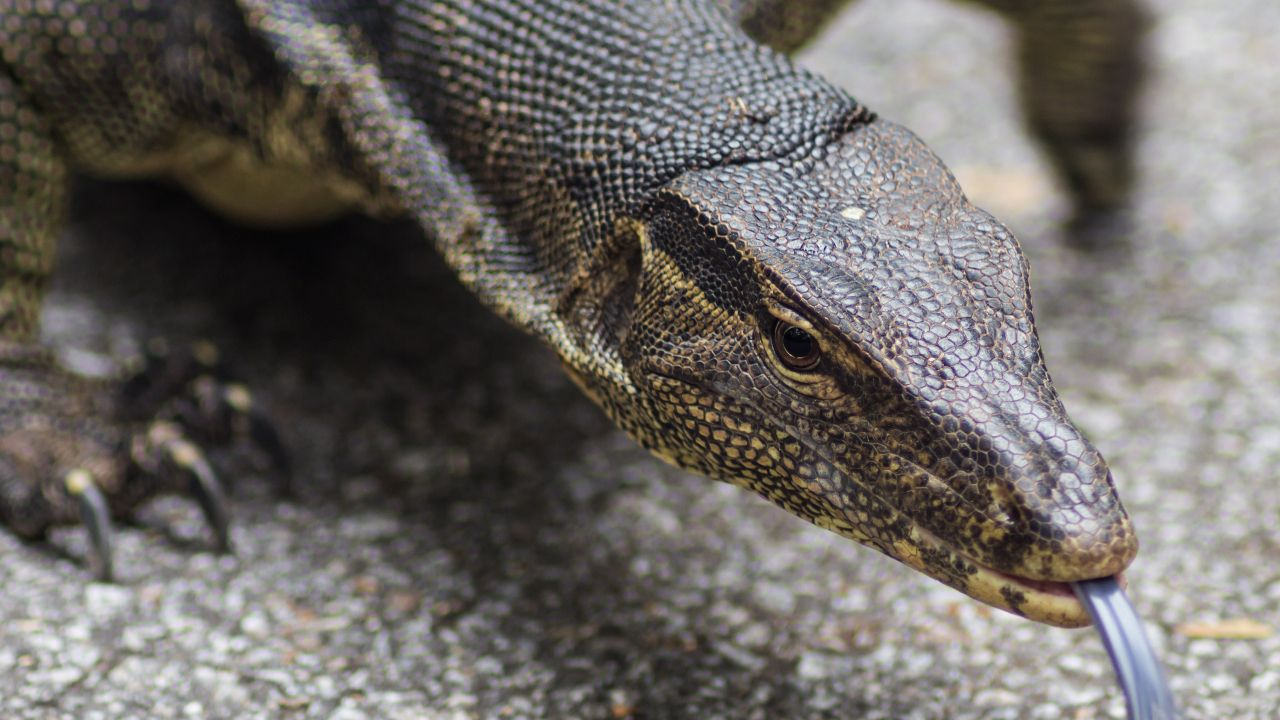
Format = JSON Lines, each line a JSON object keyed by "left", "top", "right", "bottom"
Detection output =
{"left": 3, "top": 0, "right": 1278, "bottom": 718}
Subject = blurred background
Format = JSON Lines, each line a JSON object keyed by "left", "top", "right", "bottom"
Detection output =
{"left": 2, "top": 0, "right": 1278, "bottom": 717}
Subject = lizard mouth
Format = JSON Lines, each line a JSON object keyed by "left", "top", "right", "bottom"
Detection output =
{"left": 899, "top": 521, "right": 1118, "bottom": 628}
{"left": 967, "top": 562, "right": 1090, "bottom": 627}
{"left": 820, "top": 447, "right": 1122, "bottom": 628}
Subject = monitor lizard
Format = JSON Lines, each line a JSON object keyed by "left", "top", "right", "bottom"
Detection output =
{"left": 0, "top": 0, "right": 1146, "bottom": 627}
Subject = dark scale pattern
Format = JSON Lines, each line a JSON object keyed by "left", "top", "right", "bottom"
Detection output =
{"left": 375, "top": 0, "right": 873, "bottom": 328}
{"left": 0, "top": 0, "right": 1144, "bottom": 624}
{"left": 0, "top": 65, "right": 64, "bottom": 340}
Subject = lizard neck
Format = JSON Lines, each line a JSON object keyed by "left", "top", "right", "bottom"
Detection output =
{"left": 375, "top": 0, "right": 870, "bottom": 374}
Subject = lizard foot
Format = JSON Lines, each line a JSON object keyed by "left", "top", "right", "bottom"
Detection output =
{"left": 122, "top": 339, "right": 292, "bottom": 494}
{"left": 0, "top": 340, "right": 288, "bottom": 581}
{"left": 1065, "top": 208, "right": 1134, "bottom": 254}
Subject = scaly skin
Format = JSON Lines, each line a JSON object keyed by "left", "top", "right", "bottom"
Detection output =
{"left": 0, "top": 0, "right": 1143, "bottom": 625}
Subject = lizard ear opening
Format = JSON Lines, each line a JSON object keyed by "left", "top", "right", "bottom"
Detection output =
{"left": 597, "top": 229, "right": 644, "bottom": 354}
{"left": 556, "top": 218, "right": 644, "bottom": 392}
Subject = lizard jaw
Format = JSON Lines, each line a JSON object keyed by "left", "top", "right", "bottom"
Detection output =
{"left": 899, "top": 522, "right": 1103, "bottom": 628}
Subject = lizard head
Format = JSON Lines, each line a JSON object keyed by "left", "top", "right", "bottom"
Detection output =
{"left": 608, "top": 119, "right": 1137, "bottom": 627}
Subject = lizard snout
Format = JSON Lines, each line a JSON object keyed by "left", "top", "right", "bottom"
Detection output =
{"left": 952, "top": 425, "right": 1139, "bottom": 583}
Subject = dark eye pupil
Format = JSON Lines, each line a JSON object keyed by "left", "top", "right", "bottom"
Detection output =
{"left": 771, "top": 320, "right": 820, "bottom": 370}
{"left": 782, "top": 327, "right": 814, "bottom": 358}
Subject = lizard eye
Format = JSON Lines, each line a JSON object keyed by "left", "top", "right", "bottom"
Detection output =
{"left": 772, "top": 321, "right": 821, "bottom": 371}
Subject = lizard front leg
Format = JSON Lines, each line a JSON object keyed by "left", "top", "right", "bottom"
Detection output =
{"left": 0, "top": 70, "right": 284, "bottom": 580}
{"left": 966, "top": 0, "right": 1149, "bottom": 240}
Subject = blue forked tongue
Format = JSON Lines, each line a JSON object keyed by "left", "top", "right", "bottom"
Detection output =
{"left": 1071, "top": 577, "right": 1179, "bottom": 719}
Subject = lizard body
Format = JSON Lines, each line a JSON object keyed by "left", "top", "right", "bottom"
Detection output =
{"left": 0, "top": 0, "right": 1145, "bottom": 627}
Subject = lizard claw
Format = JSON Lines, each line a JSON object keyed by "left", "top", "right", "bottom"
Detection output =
{"left": 171, "top": 376, "right": 292, "bottom": 497}
{"left": 66, "top": 469, "right": 115, "bottom": 582}
{"left": 153, "top": 428, "right": 232, "bottom": 554}
{"left": 2, "top": 340, "right": 280, "bottom": 578}
{"left": 122, "top": 339, "right": 227, "bottom": 416}
{"left": 224, "top": 383, "right": 293, "bottom": 497}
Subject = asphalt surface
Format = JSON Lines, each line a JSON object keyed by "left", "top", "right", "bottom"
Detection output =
{"left": 2, "top": 0, "right": 1278, "bottom": 718}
